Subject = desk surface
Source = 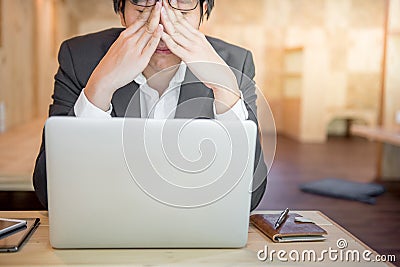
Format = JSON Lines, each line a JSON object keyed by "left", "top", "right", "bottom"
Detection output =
{"left": 0, "top": 211, "right": 395, "bottom": 266}
{"left": 351, "top": 125, "right": 400, "bottom": 147}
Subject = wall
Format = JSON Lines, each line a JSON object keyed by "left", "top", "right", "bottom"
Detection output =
{"left": 203, "top": 0, "right": 388, "bottom": 142}
{"left": 384, "top": 0, "right": 400, "bottom": 129}
{"left": 0, "top": 0, "right": 398, "bottom": 143}
{"left": 64, "top": 0, "right": 120, "bottom": 35}
{"left": 0, "top": 0, "right": 35, "bottom": 130}
{"left": 34, "top": 0, "right": 59, "bottom": 118}
{"left": 0, "top": 0, "right": 119, "bottom": 131}
{"left": 0, "top": 0, "right": 63, "bottom": 130}
{"left": 382, "top": 0, "right": 400, "bottom": 179}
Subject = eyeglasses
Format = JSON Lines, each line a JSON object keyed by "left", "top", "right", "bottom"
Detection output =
{"left": 129, "top": 0, "right": 199, "bottom": 11}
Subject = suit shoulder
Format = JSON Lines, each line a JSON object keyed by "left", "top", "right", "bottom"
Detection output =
{"left": 206, "top": 36, "right": 250, "bottom": 58}
{"left": 206, "top": 36, "right": 253, "bottom": 71}
{"left": 61, "top": 28, "right": 123, "bottom": 53}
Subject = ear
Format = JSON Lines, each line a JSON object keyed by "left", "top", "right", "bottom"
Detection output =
{"left": 202, "top": 1, "right": 208, "bottom": 18}
{"left": 119, "top": 10, "right": 127, "bottom": 27}
{"left": 118, "top": 1, "right": 126, "bottom": 27}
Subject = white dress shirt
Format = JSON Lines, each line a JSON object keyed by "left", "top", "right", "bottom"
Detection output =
{"left": 74, "top": 63, "right": 248, "bottom": 121}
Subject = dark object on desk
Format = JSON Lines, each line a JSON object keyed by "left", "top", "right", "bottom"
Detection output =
{"left": 250, "top": 213, "right": 327, "bottom": 243}
{"left": 0, "top": 218, "right": 40, "bottom": 253}
{"left": 299, "top": 178, "right": 385, "bottom": 204}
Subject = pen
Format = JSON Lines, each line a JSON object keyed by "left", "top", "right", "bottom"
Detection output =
{"left": 274, "top": 208, "right": 289, "bottom": 229}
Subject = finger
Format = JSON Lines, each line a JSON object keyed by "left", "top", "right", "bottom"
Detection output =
{"left": 123, "top": 3, "right": 160, "bottom": 51}
{"left": 144, "top": 1, "right": 161, "bottom": 34}
{"left": 130, "top": 26, "right": 146, "bottom": 44}
{"left": 164, "top": 0, "right": 195, "bottom": 28}
{"left": 169, "top": 0, "right": 202, "bottom": 36}
{"left": 161, "top": 32, "right": 188, "bottom": 59}
{"left": 122, "top": 5, "right": 153, "bottom": 36}
{"left": 142, "top": 25, "right": 163, "bottom": 58}
{"left": 163, "top": 0, "right": 200, "bottom": 37}
{"left": 120, "top": 22, "right": 144, "bottom": 40}
{"left": 169, "top": 0, "right": 187, "bottom": 21}
{"left": 136, "top": 4, "right": 162, "bottom": 51}
{"left": 161, "top": 6, "right": 192, "bottom": 47}
{"left": 162, "top": 0, "right": 180, "bottom": 25}
{"left": 138, "top": 2, "right": 154, "bottom": 23}
{"left": 137, "top": 21, "right": 161, "bottom": 52}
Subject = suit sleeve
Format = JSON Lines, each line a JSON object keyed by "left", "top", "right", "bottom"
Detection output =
{"left": 239, "top": 51, "right": 268, "bottom": 211}
{"left": 33, "top": 41, "right": 82, "bottom": 209}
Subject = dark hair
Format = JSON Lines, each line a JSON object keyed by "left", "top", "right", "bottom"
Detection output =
{"left": 113, "top": 0, "right": 214, "bottom": 21}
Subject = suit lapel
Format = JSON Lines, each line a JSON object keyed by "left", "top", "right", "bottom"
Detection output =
{"left": 110, "top": 64, "right": 215, "bottom": 119}
{"left": 175, "top": 69, "right": 214, "bottom": 119}
{"left": 111, "top": 81, "right": 141, "bottom": 118}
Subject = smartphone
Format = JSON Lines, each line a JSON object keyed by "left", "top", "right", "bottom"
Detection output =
{"left": 0, "top": 218, "right": 40, "bottom": 252}
{"left": 0, "top": 218, "right": 27, "bottom": 235}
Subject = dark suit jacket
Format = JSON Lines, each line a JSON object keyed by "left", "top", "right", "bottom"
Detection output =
{"left": 33, "top": 28, "right": 268, "bottom": 210}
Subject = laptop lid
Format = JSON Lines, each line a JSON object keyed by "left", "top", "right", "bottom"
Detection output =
{"left": 45, "top": 117, "right": 256, "bottom": 248}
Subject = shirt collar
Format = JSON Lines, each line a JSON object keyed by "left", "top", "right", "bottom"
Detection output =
{"left": 134, "top": 61, "right": 187, "bottom": 87}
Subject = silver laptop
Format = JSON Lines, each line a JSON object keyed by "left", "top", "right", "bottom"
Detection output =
{"left": 45, "top": 117, "right": 256, "bottom": 248}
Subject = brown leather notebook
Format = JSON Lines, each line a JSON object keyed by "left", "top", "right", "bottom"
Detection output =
{"left": 250, "top": 213, "right": 327, "bottom": 243}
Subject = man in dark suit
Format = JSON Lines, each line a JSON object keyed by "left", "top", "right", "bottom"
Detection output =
{"left": 33, "top": 0, "right": 267, "bottom": 210}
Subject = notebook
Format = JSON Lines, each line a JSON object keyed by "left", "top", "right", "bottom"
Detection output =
{"left": 250, "top": 213, "right": 327, "bottom": 243}
{"left": 46, "top": 117, "right": 257, "bottom": 248}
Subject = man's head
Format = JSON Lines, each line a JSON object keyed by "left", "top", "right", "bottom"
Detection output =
{"left": 112, "top": 0, "right": 215, "bottom": 76}
{"left": 113, "top": 0, "right": 214, "bottom": 22}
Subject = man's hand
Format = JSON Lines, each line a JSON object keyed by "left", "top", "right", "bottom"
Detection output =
{"left": 85, "top": 2, "right": 163, "bottom": 111}
{"left": 160, "top": 0, "right": 241, "bottom": 113}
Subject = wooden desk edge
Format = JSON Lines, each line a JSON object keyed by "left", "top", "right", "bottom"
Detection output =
{"left": 350, "top": 125, "right": 400, "bottom": 180}
{"left": 351, "top": 125, "right": 400, "bottom": 147}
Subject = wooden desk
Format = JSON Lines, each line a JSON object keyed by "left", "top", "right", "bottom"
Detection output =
{"left": 0, "top": 211, "right": 395, "bottom": 266}
{"left": 351, "top": 125, "right": 400, "bottom": 147}
{"left": 351, "top": 125, "right": 400, "bottom": 180}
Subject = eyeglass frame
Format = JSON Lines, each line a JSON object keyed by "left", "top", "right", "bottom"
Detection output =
{"left": 128, "top": 0, "right": 200, "bottom": 11}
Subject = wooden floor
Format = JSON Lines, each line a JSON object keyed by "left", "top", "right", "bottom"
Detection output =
{"left": 0, "top": 122, "right": 399, "bottom": 265}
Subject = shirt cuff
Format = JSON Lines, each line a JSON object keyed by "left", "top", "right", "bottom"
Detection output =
{"left": 74, "top": 88, "right": 112, "bottom": 118}
{"left": 213, "top": 91, "right": 249, "bottom": 121}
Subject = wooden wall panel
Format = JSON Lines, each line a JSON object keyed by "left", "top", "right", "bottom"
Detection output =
{"left": 0, "top": 0, "right": 35, "bottom": 130}
{"left": 282, "top": 98, "right": 301, "bottom": 140}
{"left": 0, "top": 0, "right": 397, "bottom": 144}
{"left": 384, "top": 0, "right": 400, "bottom": 129}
